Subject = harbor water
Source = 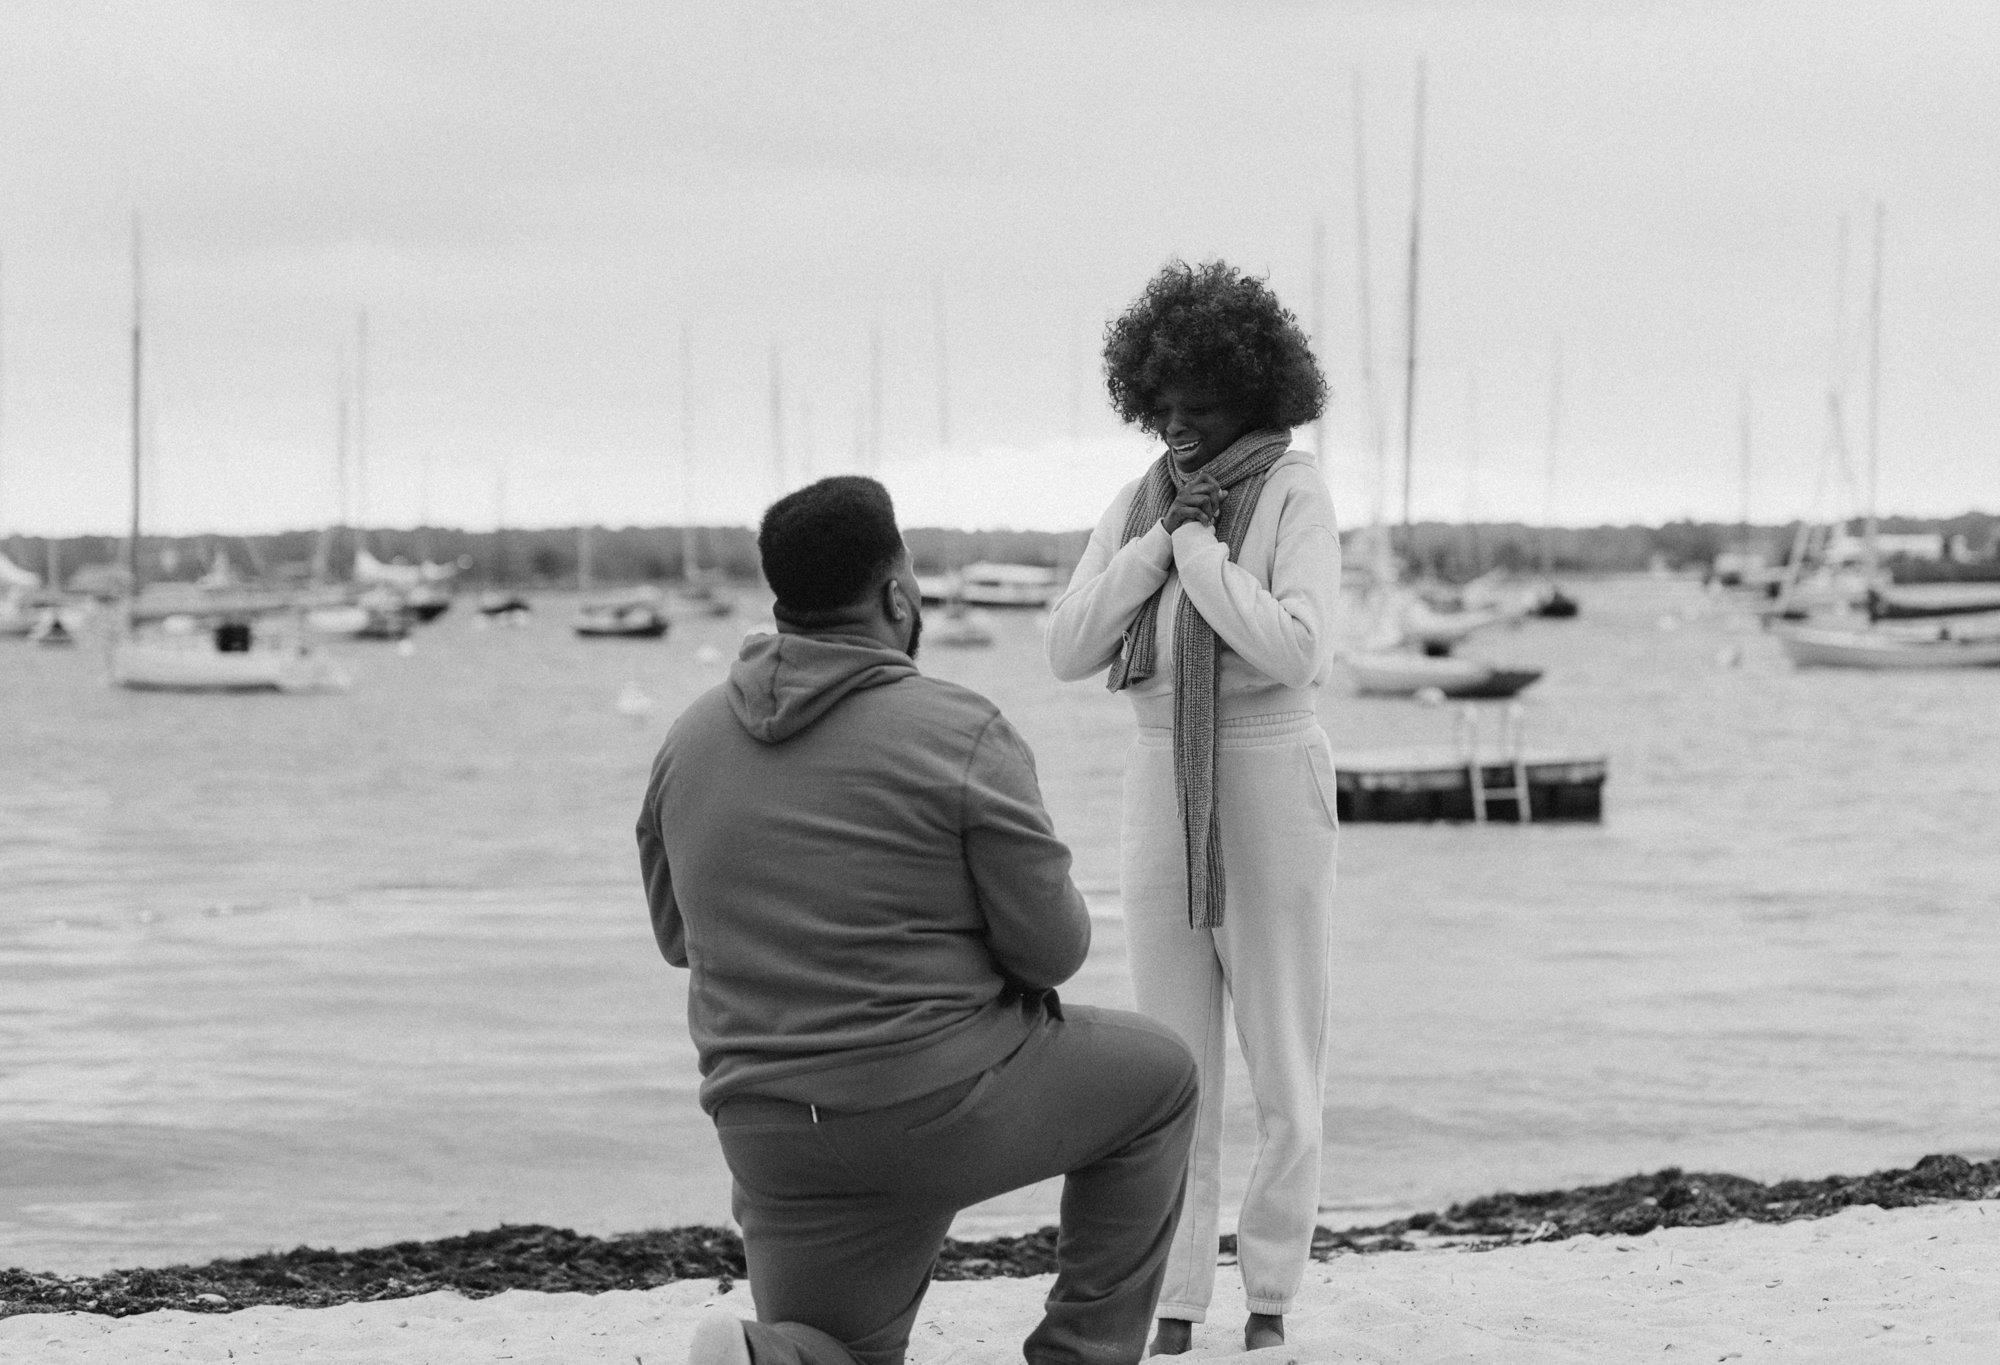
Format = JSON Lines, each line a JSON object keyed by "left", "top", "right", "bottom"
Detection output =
{"left": 3, "top": 574, "right": 1998, "bottom": 1274}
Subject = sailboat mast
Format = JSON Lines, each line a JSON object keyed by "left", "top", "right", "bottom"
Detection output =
{"left": 1541, "top": 338, "right": 1562, "bottom": 577}
{"left": 1737, "top": 378, "right": 1753, "bottom": 550}
{"left": 768, "top": 341, "right": 786, "bottom": 495}
{"left": 933, "top": 286, "right": 951, "bottom": 452}
{"left": 1397, "top": 58, "right": 1427, "bottom": 565}
{"left": 353, "top": 309, "right": 369, "bottom": 563}
{"left": 0, "top": 252, "right": 7, "bottom": 541}
{"left": 1351, "top": 69, "right": 1391, "bottom": 577}
{"left": 128, "top": 215, "right": 144, "bottom": 593}
{"left": 679, "top": 324, "right": 698, "bottom": 576}
{"left": 870, "top": 318, "right": 885, "bottom": 472}
{"left": 1464, "top": 372, "right": 1482, "bottom": 574}
{"left": 1309, "top": 215, "right": 1326, "bottom": 457}
{"left": 1863, "top": 201, "right": 1884, "bottom": 587}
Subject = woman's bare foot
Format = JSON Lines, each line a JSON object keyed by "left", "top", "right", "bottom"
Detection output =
{"left": 1244, "top": 1312, "right": 1285, "bottom": 1350}
{"left": 1148, "top": 1317, "right": 1193, "bottom": 1355}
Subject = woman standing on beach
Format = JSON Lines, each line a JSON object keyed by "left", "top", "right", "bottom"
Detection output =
{"left": 1045, "top": 259, "right": 1341, "bottom": 1356}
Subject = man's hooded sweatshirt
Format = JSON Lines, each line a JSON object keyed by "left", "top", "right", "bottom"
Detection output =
{"left": 638, "top": 630, "right": 1092, "bottom": 1115}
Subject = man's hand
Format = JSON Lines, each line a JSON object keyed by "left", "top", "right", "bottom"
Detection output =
{"left": 1162, "top": 471, "right": 1224, "bottom": 533}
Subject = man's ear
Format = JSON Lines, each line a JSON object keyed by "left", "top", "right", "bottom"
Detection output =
{"left": 883, "top": 575, "right": 908, "bottom": 621}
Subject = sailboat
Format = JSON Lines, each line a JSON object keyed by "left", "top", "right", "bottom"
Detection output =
{"left": 1337, "top": 64, "right": 1539, "bottom": 696}
{"left": 110, "top": 221, "right": 347, "bottom": 693}
{"left": 1772, "top": 205, "right": 1999, "bottom": 671}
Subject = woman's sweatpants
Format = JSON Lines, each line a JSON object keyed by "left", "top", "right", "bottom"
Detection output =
{"left": 714, "top": 1003, "right": 1199, "bottom": 1365}
{"left": 1121, "top": 710, "right": 1338, "bottom": 1322}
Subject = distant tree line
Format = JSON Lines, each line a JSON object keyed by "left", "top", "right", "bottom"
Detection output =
{"left": 7, "top": 512, "right": 1997, "bottom": 592}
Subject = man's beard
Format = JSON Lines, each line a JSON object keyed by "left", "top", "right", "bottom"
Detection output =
{"left": 904, "top": 603, "right": 923, "bottom": 661}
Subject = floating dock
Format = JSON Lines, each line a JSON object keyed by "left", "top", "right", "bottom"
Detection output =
{"left": 1331, "top": 745, "right": 1608, "bottom": 823}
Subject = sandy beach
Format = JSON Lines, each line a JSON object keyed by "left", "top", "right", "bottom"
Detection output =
{"left": 6, "top": 1200, "right": 1995, "bottom": 1364}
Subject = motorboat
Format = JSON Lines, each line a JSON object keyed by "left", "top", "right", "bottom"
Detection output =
{"left": 477, "top": 591, "right": 531, "bottom": 624}
{"left": 574, "top": 594, "right": 670, "bottom": 639}
{"left": 1398, "top": 597, "right": 1514, "bottom": 655}
{"left": 1774, "top": 621, "right": 2000, "bottom": 670}
{"left": 958, "top": 562, "right": 1062, "bottom": 608}
{"left": 1344, "top": 649, "right": 1542, "bottom": 699}
{"left": 1867, "top": 582, "right": 2000, "bottom": 621}
{"left": 304, "top": 600, "right": 411, "bottom": 640}
{"left": 113, "top": 619, "right": 349, "bottom": 693}
{"left": 926, "top": 602, "right": 997, "bottom": 648}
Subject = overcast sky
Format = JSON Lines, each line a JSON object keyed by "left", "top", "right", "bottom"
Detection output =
{"left": 1, "top": 0, "right": 1995, "bottom": 536}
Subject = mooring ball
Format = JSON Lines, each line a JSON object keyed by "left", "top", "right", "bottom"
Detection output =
{"left": 1414, "top": 686, "right": 1447, "bottom": 707}
{"left": 695, "top": 644, "right": 723, "bottom": 666}
{"left": 1716, "top": 645, "right": 1742, "bottom": 668}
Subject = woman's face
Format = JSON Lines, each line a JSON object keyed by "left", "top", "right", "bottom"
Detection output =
{"left": 1152, "top": 385, "right": 1254, "bottom": 471}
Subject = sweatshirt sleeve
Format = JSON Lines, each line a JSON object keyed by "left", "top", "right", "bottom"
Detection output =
{"left": 636, "top": 788, "right": 688, "bottom": 968}
{"left": 1043, "top": 480, "right": 1175, "bottom": 682}
{"left": 960, "top": 712, "right": 1092, "bottom": 989}
{"left": 1167, "top": 474, "right": 1343, "bottom": 690}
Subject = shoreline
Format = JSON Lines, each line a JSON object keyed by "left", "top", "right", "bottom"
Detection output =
{"left": 6, "top": 1154, "right": 1994, "bottom": 1322}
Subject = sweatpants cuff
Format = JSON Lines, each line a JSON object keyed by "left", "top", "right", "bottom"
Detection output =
{"left": 1155, "top": 1303, "right": 1207, "bottom": 1324}
{"left": 1244, "top": 1296, "right": 1293, "bottom": 1316}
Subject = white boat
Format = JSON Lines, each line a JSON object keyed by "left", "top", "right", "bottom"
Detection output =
{"left": 1398, "top": 597, "right": 1512, "bottom": 653}
{"left": 1345, "top": 649, "right": 1542, "bottom": 699}
{"left": 29, "top": 605, "right": 79, "bottom": 646}
{"left": 108, "top": 222, "right": 348, "bottom": 697}
{"left": 113, "top": 623, "right": 349, "bottom": 693}
{"left": 957, "top": 561, "right": 1061, "bottom": 609}
{"left": 1868, "top": 581, "right": 2000, "bottom": 620}
{"left": 927, "top": 603, "right": 997, "bottom": 648}
{"left": 1774, "top": 622, "right": 2000, "bottom": 670}
{"left": 574, "top": 594, "right": 670, "bottom": 639}
{"left": 304, "top": 600, "right": 410, "bottom": 640}
{"left": 0, "top": 590, "right": 39, "bottom": 637}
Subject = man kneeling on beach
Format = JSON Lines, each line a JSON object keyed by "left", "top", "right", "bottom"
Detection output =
{"left": 637, "top": 476, "right": 1200, "bottom": 1365}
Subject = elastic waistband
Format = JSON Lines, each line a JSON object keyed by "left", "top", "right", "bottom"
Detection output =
{"left": 1128, "top": 685, "right": 1319, "bottom": 733}
{"left": 1135, "top": 709, "right": 1322, "bottom": 749}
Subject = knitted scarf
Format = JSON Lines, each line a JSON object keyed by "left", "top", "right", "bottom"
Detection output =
{"left": 1107, "top": 428, "right": 1293, "bottom": 928}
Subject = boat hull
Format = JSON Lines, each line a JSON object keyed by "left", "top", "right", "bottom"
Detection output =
{"left": 1775, "top": 624, "right": 2000, "bottom": 669}
{"left": 1346, "top": 652, "right": 1542, "bottom": 699}
{"left": 112, "top": 639, "right": 349, "bottom": 693}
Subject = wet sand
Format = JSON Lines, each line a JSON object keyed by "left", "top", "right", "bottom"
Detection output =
{"left": 5, "top": 1201, "right": 1995, "bottom": 1362}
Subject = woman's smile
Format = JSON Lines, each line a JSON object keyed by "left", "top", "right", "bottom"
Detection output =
{"left": 1154, "top": 385, "right": 1254, "bottom": 470}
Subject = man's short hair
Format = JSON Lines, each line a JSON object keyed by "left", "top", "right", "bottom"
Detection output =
{"left": 759, "top": 476, "right": 906, "bottom": 616}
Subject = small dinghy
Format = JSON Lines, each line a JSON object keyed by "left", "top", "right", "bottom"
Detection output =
{"left": 574, "top": 595, "right": 670, "bottom": 639}
{"left": 1345, "top": 650, "right": 1542, "bottom": 699}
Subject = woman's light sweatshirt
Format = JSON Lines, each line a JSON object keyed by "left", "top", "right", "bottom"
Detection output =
{"left": 638, "top": 630, "right": 1091, "bottom": 1115}
{"left": 1045, "top": 449, "right": 1343, "bottom": 720}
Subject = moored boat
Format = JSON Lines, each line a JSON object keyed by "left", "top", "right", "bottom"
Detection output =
{"left": 1345, "top": 649, "right": 1542, "bottom": 699}
{"left": 574, "top": 594, "right": 670, "bottom": 639}
{"left": 1868, "top": 582, "right": 2000, "bottom": 620}
{"left": 1773, "top": 622, "right": 2000, "bottom": 670}
{"left": 113, "top": 620, "right": 349, "bottom": 693}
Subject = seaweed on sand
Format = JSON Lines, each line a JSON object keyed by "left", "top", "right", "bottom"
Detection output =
{"left": 5, "top": 1154, "right": 1995, "bottom": 1319}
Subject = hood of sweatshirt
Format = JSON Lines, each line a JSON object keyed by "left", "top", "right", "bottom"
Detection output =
{"left": 727, "top": 631, "right": 919, "bottom": 744}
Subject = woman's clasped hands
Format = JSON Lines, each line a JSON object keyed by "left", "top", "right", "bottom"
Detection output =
{"left": 1162, "top": 470, "right": 1225, "bottom": 534}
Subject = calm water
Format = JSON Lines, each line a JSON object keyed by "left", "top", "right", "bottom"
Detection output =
{"left": 3, "top": 575, "right": 1998, "bottom": 1274}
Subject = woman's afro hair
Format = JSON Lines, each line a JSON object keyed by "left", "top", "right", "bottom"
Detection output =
{"left": 1102, "top": 259, "right": 1327, "bottom": 432}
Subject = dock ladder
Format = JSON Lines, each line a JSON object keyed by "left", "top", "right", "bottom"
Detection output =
{"left": 1455, "top": 703, "right": 1532, "bottom": 823}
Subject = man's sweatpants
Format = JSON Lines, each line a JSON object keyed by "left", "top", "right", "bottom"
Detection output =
{"left": 712, "top": 1003, "right": 1199, "bottom": 1365}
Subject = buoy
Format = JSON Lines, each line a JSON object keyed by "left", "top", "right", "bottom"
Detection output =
{"left": 695, "top": 643, "right": 723, "bottom": 666}
{"left": 1414, "top": 686, "right": 1447, "bottom": 707}
{"left": 615, "top": 681, "right": 655, "bottom": 720}
{"left": 1716, "top": 645, "right": 1743, "bottom": 668}
{"left": 396, "top": 638, "right": 417, "bottom": 658}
